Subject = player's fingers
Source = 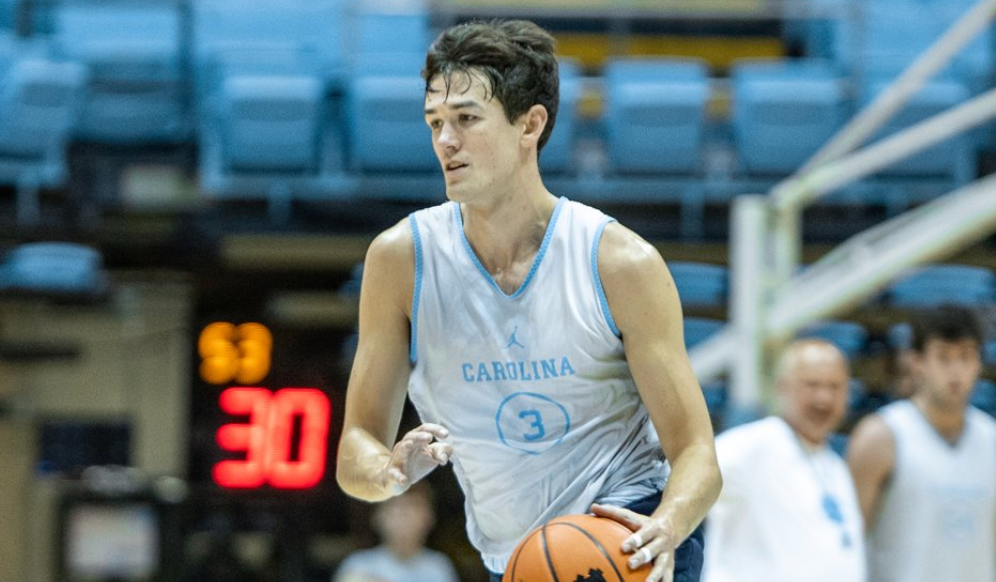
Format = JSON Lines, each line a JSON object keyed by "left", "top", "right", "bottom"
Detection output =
{"left": 392, "top": 439, "right": 424, "bottom": 472}
{"left": 403, "top": 430, "right": 435, "bottom": 447}
{"left": 392, "top": 438, "right": 414, "bottom": 460}
{"left": 590, "top": 503, "right": 644, "bottom": 533}
{"left": 428, "top": 442, "right": 453, "bottom": 464}
{"left": 387, "top": 466, "right": 408, "bottom": 487}
{"left": 417, "top": 422, "right": 449, "bottom": 439}
{"left": 647, "top": 552, "right": 674, "bottom": 582}
{"left": 630, "top": 516, "right": 676, "bottom": 553}
{"left": 627, "top": 536, "right": 667, "bottom": 568}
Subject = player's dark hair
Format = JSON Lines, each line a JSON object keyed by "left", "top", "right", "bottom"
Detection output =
{"left": 423, "top": 19, "right": 560, "bottom": 151}
{"left": 910, "top": 304, "right": 985, "bottom": 352}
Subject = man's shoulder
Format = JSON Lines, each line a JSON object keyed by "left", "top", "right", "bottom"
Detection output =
{"left": 339, "top": 546, "right": 390, "bottom": 569}
{"left": 596, "top": 220, "right": 660, "bottom": 274}
{"left": 967, "top": 405, "right": 996, "bottom": 438}
{"left": 369, "top": 218, "right": 415, "bottom": 259}
{"left": 419, "top": 547, "right": 455, "bottom": 564}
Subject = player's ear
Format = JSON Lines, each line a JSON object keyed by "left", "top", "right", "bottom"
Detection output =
{"left": 520, "top": 104, "right": 548, "bottom": 147}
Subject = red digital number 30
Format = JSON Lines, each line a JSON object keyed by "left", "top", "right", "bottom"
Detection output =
{"left": 213, "top": 387, "right": 331, "bottom": 489}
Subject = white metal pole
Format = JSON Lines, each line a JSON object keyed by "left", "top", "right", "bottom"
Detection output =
{"left": 775, "top": 85, "right": 996, "bottom": 212}
{"left": 797, "top": 0, "right": 996, "bottom": 172}
{"left": 729, "top": 196, "right": 770, "bottom": 411}
{"left": 767, "top": 174, "right": 996, "bottom": 338}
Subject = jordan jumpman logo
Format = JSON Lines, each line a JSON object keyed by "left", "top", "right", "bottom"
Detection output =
{"left": 505, "top": 325, "right": 526, "bottom": 349}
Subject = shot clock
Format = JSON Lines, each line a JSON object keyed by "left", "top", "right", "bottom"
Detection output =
{"left": 193, "top": 322, "right": 335, "bottom": 491}
{"left": 214, "top": 386, "right": 331, "bottom": 489}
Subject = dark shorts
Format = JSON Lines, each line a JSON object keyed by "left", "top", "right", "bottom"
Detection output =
{"left": 489, "top": 490, "right": 704, "bottom": 582}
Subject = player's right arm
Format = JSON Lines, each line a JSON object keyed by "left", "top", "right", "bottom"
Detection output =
{"left": 336, "top": 220, "right": 451, "bottom": 502}
{"left": 846, "top": 413, "right": 896, "bottom": 531}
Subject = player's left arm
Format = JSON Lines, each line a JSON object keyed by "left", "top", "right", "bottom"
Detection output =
{"left": 591, "top": 222, "right": 722, "bottom": 581}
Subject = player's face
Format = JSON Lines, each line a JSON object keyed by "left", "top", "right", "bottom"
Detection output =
{"left": 374, "top": 492, "right": 435, "bottom": 552}
{"left": 912, "top": 337, "right": 981, "bottom": 412}
{"left": 424, "top": 70, "right": 523, "bottom": 204}
{"left": 781, "top": 358, "right": 849, "bottom": 445}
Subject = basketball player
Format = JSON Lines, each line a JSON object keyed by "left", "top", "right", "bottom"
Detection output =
{"left": 336, "top": 19, "right": 721, "bottom": 582}
{"left": 701, "top": 339, "right": 866, "bottom": 582}
{"left": 333, "top": 482, "right": 458, "bottom": 582}
{"left": 847, "top": 305, "right": 996, "bottom": 582}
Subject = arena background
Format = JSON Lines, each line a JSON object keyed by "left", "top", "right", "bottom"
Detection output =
{"left": 0, "top": 0, "right": 994, "bottom": 580}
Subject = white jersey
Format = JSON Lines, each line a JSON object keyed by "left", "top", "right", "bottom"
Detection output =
{"left": 868, "top": 400, "right": 996, "bottom": 582}
{"left": 702, "top": 417, "right": 866, "bottom": 582}
{"left": 407, "top": 197, "right": 668, "bottom": 573}
{"left": 334, "top": 546, "right": 459, "bottom": 582}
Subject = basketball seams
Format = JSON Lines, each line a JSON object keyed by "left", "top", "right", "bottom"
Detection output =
{"left": 546, "top": 520, "right": 627, "bottom": 582}
{"left": 541, "top": 522, "right": 563, "bottom": 582}
{"left": 506, "top": 525, "right": 545, "bottom": 582}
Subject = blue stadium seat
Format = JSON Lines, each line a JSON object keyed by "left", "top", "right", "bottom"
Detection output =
{"left": 984, "top": 338, "right": 996, "bottom": 367}
{"left": 971, "top": 379, "right": 996, "bottom": 418}
{"left": 194, "top": 1, "right": 353, "bottom": 209}
{"left": 0, "top": 242, "right": 104, "bottom": 294}
{"left": 198, "top": 71, "right": 347, "bottom": 215}
{"left": 887, "top": 265, "right": 996, "bottom": 307}
{"left": 799, "top": 320, "right": 869, "bottom": 360}
{"left": 782, "top": 0, "right": 848, "bottom": 60}
{"left": 52, "top": 1, "right": 186, "bottom": 144}
{"left": 346, "top": 74, "right": 438, "bottom": 173}
{"left": 730, "top": 59, "right": 846, "bottom": 175}
{"left": 192, "top": 0, "right": 349, "bottom": 91}
{"left": 345, "top": 0, "right": 439, "bottom": 182}
{"left": 0, "top": 53, "right": 86, "bottom": 223}
{"left": 0, "top": 0, "right": 15, "bottom": 31}
{"left": 861, "top": 79, "right": 973, "bottom": 181}
{"left": 833, "top": 1, "right": 993, "bottom": 95}
{"left": 353, "top": 1, "right": 431, "bottom": 74}
{"left": 218, "top": 75, "right": 323, "bottom": 172}
{"left": 683, "top": 317, "right": 725, "bottom": 350}
{"left": 603, "top": 58, "right": 710, "bottom": 174}
{"left": 668, "top": 261, "right": 728, "bottom": 308}
{"left": 539, "top": 59, "right": 581, "bottom": 175}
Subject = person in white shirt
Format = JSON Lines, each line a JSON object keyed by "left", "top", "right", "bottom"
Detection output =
{"left": 334, "top": 481, "right": 459, "bottom": 582}
{"left": 848, "top": 305, "right": 996, "bottom": 582}
{"left": 702, "top": 339, "right": 866, "bottom": 582}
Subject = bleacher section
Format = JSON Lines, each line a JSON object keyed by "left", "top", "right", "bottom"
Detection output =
{"left": 0, "top": 0, "right": 992, "bottom": 232}
{"left": 51, "top": 0, "right": 187, "bottom": 144}
{"left": 0, "top": 33, "right": 85, "bottom": 223}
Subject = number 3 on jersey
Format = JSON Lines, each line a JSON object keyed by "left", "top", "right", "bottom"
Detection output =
{"left": 519, "top": 409, "right": 546, "bottom": 441}
{"left": 496, "top": 392, "right": 571, "bottom": 454}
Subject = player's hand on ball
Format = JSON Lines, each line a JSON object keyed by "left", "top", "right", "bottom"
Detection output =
{"left": 591, "top": 503, "right": 677, "bottom": 582}
{"left": 385, "top": 423, "right": 452, "bottom": 493}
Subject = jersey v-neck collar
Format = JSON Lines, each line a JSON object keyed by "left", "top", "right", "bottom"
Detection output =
{"left": 453, "top": 196, "right": 566, "bottom": 299}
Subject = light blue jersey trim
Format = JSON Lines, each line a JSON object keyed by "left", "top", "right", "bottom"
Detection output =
{"left": 409, "top": 213, "right": 424, "bottom": 364}
{"left": 453, "top": 197, "right": 567, "bottom": 299}
{"left": 592, "top": 217, "right": 621, "bottom": 337}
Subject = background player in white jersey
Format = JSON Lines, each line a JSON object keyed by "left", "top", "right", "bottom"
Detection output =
{"left": 702, "top": 339, "right": 866, "bottom": 582}
{"left": 333, "top": 482, "right": 458, "bottom": 582}
{"left": 847, "top": 305, "right": 996, "bottom": 582}
{"left": 336, "top": 19, "right": 721, "bottom": 582}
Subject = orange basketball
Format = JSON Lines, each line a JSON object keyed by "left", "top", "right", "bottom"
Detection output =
{"left": 502, "top": 514, "right": 651, "bottom": 582}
